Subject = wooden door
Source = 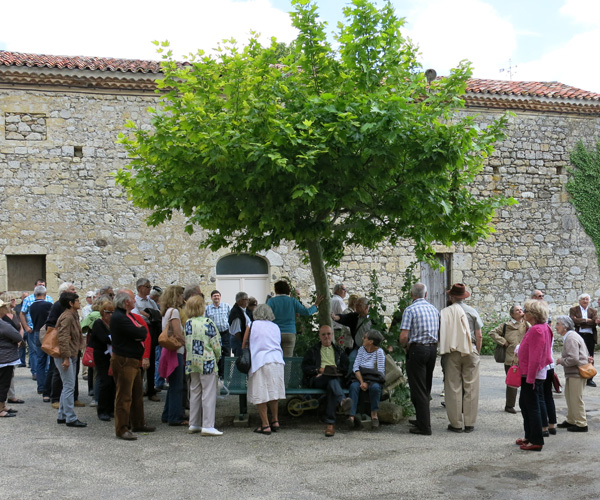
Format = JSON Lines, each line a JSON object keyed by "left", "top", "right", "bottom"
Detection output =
{"left": 420, "top": 253, "right": 452, "bottom": 311}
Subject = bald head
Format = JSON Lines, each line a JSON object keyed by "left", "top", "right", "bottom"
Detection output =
{"left": 319, "top": 325, "right": 334, "bottom": 347}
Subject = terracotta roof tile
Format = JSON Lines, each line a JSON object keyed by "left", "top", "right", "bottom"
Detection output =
{"left": 0, "top": 50, "right": 162, "bottom": 74}
{"left": 466, "top": 78, "right": 600, "bottom": 101}
{"left": 1, "top": 50, "right": 600, "bottom": 105}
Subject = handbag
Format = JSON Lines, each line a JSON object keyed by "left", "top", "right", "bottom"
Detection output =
{"left": 359, "top": 365, "right": 385, "bottom": 385}
{"left": 505, "top": 364, "right": 521, "bottom": 388}
{"left": 235, "top": 348, "right": 251, "bottom": 374}
{"left": 494, "top": 324, "right": 507, "bottom": 363}
{"left": 82, "top": 346, "right": 95, "bottom": 367}
{"left": 578, "top": 363, "right": 597, "bottom": 379}
{"left": 158, "top": 308, "right": 184, "bottom": 351}
{"left": 41, "top": 326, "right": 60, "bottom": 358}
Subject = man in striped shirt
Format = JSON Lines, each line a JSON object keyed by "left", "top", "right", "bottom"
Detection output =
{"left": 400, "top": 283, "right": 439, "bottom": 436}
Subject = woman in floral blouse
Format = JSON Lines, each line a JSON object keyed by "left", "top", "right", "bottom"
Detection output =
{"left": 184, "top": 295, "right": 222, "bottom": 436}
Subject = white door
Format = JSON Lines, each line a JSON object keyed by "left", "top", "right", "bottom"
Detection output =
{"left": 216, "top": 275, "right": 271, "bottom": 306}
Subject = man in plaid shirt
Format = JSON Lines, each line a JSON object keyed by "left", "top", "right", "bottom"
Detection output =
{"left": 400, "top": 283, "right": 439, "bottom": 436}
{"left": 205, "top": 290, "right": 231, "bottom": 376}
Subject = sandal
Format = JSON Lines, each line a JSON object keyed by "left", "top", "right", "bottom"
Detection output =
{"left": 0, "top": 410, "right": 16, "bottom": 418}
{"left": 7, "top": 398, "right": 24, "bottom": 404}
{"left": 43, "top": 397, "right": 51, "bottom": 403}
{"left": 168, "top": 420, "right": 189, "bottom": 426}
{"left": 253, "top": 425, "right": 272, "bottom": 435}
{"left": 5, "top": 408, "right": 17, "bottom": 414}
{"left": 270, "top": 420, "right": 280, "bottom": 432}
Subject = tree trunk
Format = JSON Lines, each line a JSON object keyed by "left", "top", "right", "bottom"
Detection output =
{"left": 306, "top": 239, "right": 331, "bottom": 327}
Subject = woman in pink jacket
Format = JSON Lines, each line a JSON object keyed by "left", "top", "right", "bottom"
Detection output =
{"left": 515, "top": 299, "right": 553, "bottom": 451}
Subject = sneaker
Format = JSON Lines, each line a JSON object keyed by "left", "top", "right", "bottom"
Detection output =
{"left": 439, "top": 390, "right": 445, "bottom": 397}
{"left": 74, "top": 400, "right": 85, "bottom": 407}
{"left": 51, "top": 402, "right": 60, "bottom": 409}
{"left": 201, "top": 427, "right": 223, "bottom": 436}
{"left": 90, "top": 401, "right": 98, "bottom": 407}
{"left": 188, "top": 426, "right": 202, "bottom": 434}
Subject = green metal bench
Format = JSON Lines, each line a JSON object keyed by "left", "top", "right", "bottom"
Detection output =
{"left": 222, "top": 356, "right": 347, "bottom": 416}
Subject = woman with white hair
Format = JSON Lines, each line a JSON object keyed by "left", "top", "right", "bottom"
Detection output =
{"left": 555, "top": 315, "right": 592, "bottom": 432}
{"left": 242, "top": 303, "right": 285, "bottom": 435}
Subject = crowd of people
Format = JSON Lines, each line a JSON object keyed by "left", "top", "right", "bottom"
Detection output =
{"left": 0, "top": 277, "right": 598, "bottom": 448}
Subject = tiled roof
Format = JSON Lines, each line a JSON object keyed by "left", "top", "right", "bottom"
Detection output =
{"left": 0, "top": 50, "right": 162, "bottom": 73}
{"left": 1, "top": 50, "right": 600, "bottom": 112}
{"left": 466, "top": 78, "right": 600, "bottom": 102}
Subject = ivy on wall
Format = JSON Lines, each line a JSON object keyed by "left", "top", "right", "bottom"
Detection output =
{"left": 566, "top": 141, "right": 600, "bottom": 268}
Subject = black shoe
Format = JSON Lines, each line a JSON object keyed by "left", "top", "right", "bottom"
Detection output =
{"left": 464, "top": 426, "right": 475, "bottom": 433}
{"left": 504, "top": 406, "right": 517, "bottom": 414}
{"left": 408, "top": 419, "right": 418, "bottom": 426}
{"left": 567, "top": 425, "right": 588, "bottom": 432}
{"left": 66, "top": 419, "right": 87, "bottom": 428}
{"left": 548, "top": 428, "right": 557, "bottom": 435}
{"left": 542, "top": 430, "right": 550, "bottom": 437}
{"left": 409, "top": 427, "right": 432, "bottom": 436}
{"left": 587, "top": 380, "right": 596, "bottom": 387}
{"left": 447, "top": 425, "right": 463, "bottom": 433}
{"left": 557, "top": 420, "right": 575, "bottom": 428}
{"left": 98, "top": 414, "right": 111, "bottom": 421}
{"left": 57, "top": 418, "right": 66, "bottom": 424}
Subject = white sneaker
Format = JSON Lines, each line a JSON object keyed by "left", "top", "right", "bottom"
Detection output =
{"left": 201, "top": 427, "right": 223, "bottom": 436}
{"left": 188, "top": 426, "right": 202, "bottom": 434}
{"left": 89, "top": 401, "right": 98, "bottom": 407}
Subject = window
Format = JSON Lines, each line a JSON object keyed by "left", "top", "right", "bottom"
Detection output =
{"left": 6, "top": 255, "right": 46, "bottom": 291}
{"left": 216, "top": 254, "right": 268, "bottom": 275}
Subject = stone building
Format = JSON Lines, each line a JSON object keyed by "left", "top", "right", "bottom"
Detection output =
{"left": 1, "top": 50, "right": 599, "bottom": 317}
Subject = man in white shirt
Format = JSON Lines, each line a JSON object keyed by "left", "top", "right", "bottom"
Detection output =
{"left": 331, "top": 284, "right": 347, "bottom": 330}
{"left": 81, "top": 291, "right": 95, "bottom": 319}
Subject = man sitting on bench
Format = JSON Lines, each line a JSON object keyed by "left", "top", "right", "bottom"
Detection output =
{"left": 302, "top": 325, "right": 351, "bottom": 437}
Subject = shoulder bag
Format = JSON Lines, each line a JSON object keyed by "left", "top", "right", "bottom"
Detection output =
{"left": 82, "top": 346, "right": 95, "bottom": 367}
{"left": 494, "top": 323, "right": 507, "bottom": 363}
{"left": 41, "top": 326, "right": 60, "bottom": 358}
{"left": 235, "top": 325, "right": 251, "bottom": 374}
{"left": 578, "top": 363, "right": 597, "bottom": 379}
{"left": 158, "top": 308, "right": 184, "bottom": 351}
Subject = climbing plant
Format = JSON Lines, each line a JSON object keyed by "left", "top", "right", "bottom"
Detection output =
{"left": 566, "top": 141, "right": 600, "bottom": 268}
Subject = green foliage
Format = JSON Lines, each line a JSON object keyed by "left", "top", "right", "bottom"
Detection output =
{"left": 365, "top": 268, "right": 417, "bottom": 414}
{"left": 481, "top": 314, "right": 507, "bottom": 355}
{"left": 566, "top": 141, "right": 600, "bottom": 268}
{"left": 117, "top": 0, "right": 512, "bottom": 274}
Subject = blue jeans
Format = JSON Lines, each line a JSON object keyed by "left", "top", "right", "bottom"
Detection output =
{"left": 54, "top": 356, "right": 78, "bottom": 423}
{"left": 312, "top": 375, "right": 346, "bottom": 423}
{"left": 33, "top": 331, "right": 49, "bottom": 392}
{"left": 162, "top": 353, "right": 185, "bottom": 424}
{"left": 349, "top": 381, "right": 382, "bottom": 416}
{"left": 19, "top": 333, "right": 27, "bottom": 365}
{"left": 154, "top": 346, "right": 166, "bottom": 388}
{"left": 230, "top": 334, "right": 243, "bottom": 357}
{"left": 27, "top": 331, "right": 38, "bottom": 375}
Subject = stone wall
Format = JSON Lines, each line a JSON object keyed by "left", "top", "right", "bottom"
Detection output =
{"left": 1, "top": 87, "right": 599, "bottom": 319}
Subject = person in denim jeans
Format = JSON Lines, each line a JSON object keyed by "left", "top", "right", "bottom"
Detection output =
{"left": 29, "top": 287, "right": 53, "bottom": 397}
{"left": 347, "top": 330, "right": 386, "bottom": 430}
{"left": 54, "top": 292, "right": 86, "bottom": 427}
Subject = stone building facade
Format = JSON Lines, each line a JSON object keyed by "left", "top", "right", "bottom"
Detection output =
{"left": 1, "top": 51, "right": 599, "bottom": 318}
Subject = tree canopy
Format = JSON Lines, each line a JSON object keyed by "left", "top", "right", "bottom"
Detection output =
{"left": 116, "top": 0, "right": 513, "bottom": 324}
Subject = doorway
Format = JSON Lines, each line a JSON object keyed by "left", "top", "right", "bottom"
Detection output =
{"left": 215, "top": 254, "right": 270, "bottom": 306}
{"left": 420, "top": 253, "right": 452, "bottom": 311}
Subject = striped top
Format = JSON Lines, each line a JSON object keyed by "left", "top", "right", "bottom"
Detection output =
{"left": 353, "top": 346, "right": 386, "bottom": 376}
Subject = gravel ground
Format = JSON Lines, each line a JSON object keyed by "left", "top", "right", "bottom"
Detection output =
{"left": 3, "top": 356, "right": 600, "bottom": 499}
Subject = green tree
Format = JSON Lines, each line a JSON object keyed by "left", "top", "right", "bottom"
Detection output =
{"left": 116, "top": 0, "right": 513, "bottom": 326}
{"left": 567, "top": 141, "right": 600, "bottom": 268}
